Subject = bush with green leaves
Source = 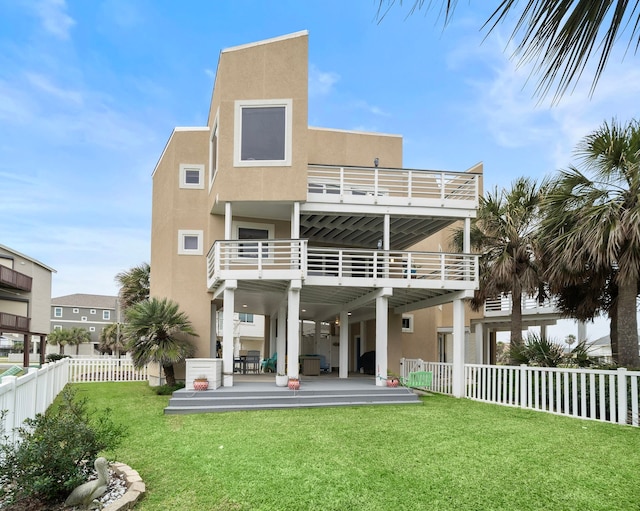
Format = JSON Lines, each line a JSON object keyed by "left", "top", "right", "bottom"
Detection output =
{"left": 0, "top": 387, "right": 127, "bottom": 506}
{"left": 45, "top": 353, "right": 71, "bottom": 363}
{"left": 509, "top": 333, "right": 565, "bottom": 367}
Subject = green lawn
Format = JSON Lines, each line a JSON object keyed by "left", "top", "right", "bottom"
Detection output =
{"left": 77, "top": 382, "right": 639, "bottom": 511}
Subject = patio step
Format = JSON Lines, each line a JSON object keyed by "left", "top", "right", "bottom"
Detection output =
{"left": 164, "top": 385, "right": 420, "bottom": 414}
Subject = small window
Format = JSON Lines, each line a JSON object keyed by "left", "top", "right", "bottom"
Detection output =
{"left": 234, "top": 99, "right": 292, "bottom": 167}
{"left": 72, "top": 308, "right": 79, "bottom": 314}
{"left": 103, "top": 310, "right": 111, "bottom": 320}
{"left": 178, "top": 230, "right": 204, "bottom": 255}
{"left": 53, "top": 325, "right": 62, "bottom": 331}
{"left": 179, "top": 164, "right": 205, "bottom": 189}
{"left": 90, "top": 309, "right": 96, "bottom": 315}
{"left": 54, "top": 307, "right": 62, "bottom": 318}
{"left": 402, "top": 314, "right": 414, "bottom": 333}
{"left": 81, "top": 316, "right": 87, "bottom": 322}
{"left": 89, "top": 327, "right": 96, "bottom": 332}
{"left": 239, "top": 313, "right": 254, "bottom": 323}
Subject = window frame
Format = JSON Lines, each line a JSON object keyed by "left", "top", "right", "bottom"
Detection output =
{"left": 54, "top": 307, "right": 62, "bottom": 318}
{"left": 89, "top": 327, "right": 96, "bottom": 332}
{"left": 178, "top": 229, "right": 204, "bottom": 255}
{"left": 239, "top": 312, "right": 254, "bottom": 324}
{"left": 81, "top": 316, "right": 88, "bottom": 322}
{"left": 233, "top": 221, "right": 275, "bottom": 261}
{"left": 103, "top": 310, "right": 111, "bottom": 320}
{"left": 401, "top": 314, "right": 414, "bottom": 333}
{"left": 72, "top": 308, "right": 79, "bottom": 314}
{"left": 53, "top": 325, "right": 62, "bottom": 331}
{"left": 233, "top": 99, "right": 292, "bottom": 167}
{"left": 90, "top": 309, "right": 96, "bottom": 315}
{"left": 179, "top": 164, "right": 205, "bottom": 189}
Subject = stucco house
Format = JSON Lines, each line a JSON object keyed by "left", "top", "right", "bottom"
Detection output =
{"left": 151, "top": 31, "right": 484, "bottom": 395}
{"left": 0, "top": 244, "right": 55, "bottom": 366}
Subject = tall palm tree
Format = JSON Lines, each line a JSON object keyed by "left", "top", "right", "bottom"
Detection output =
{"left": 377, "top": 1, "right": 639, "bottom": 100}
{"left": 453, "top": 177, "right": 547, "bottom": 346}
{"left": 541, "top": 118, "right": 640, "bottom": 368}
{"left": 124, "top": 297, "right": 197, "bottom": 386}
{"left": 115, "top": 262, "right": 150, "bottom": 310}
{"left": 47, "top": 329, "right": 72, "bottom": 355}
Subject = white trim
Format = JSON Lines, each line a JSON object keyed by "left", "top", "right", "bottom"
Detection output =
{"left": 179, "top": 164, "right": 205, "bottom": 189}
{"left": 72, "top": 308, "right": 79, "bottom": 314}
{"left": 402, "top": 314, "right": 414, "bottom": 333}
{"left": 89, "top": 327, "right": 96, "bottom": 332}
{"left": 54, "top": 307, "right": 62, "bottom": 318}
{"left": 233, "top": 221, "right": 275, "bottom": 262}
{"left": 90, "top": 309, "right": 96, "bottom": 314}
{"left": 103, "top": 310, "right": 111, "bottom": 320}
{"left": 234, "top": 99, "right": 292, "bottom": 167}
{"left": 152, "top": 127, "right": 209, "bottom": 178}
{"left": 81, "top": 316, "right": 87, "bottom": 322}
{"left": 222, "top": 30, "right": 308, "bottom": 54}
{"left": 308, "top": 126, "right": 402, "bottom": 138}
{"left": 178, "top": 229, "right": 204, "bottom": 256}
{"left": 53, "top": 325, "right": 62, "bottom": 331}
{"left": 209, "top": 110, "right": 219, "bottom": 191}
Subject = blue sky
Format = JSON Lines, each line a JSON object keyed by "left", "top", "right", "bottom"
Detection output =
{"left": 1, "top": 1, "right": 638, "bottom": 339}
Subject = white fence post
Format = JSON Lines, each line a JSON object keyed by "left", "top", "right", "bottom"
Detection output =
{"left": 519, "top": 365, "right": 527, "bottom": 408}
{"left": 3, "top": 375, "right": 17, "bottom": 444}
{"left": 617, "top": 368, "right": 628, "bottom": 426}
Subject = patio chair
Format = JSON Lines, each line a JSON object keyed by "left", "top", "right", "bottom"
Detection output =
{"left": 401, "top": 370, "right": 432, "bottom": 389}
{"left": 245, "top": 350, "right": 261, "bottom": 374}
{"left": 261, "top": 352, "right": 277, "bottom": 373}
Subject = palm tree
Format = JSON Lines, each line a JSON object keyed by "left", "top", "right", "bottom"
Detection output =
{"left": 115, "top": 262, "right": 150, "bottom": 310}
{"left": 377, "top": 1, "right": 639, "bottom": 100}
{"left": 452, "top": 177, "right": 547, "bottom": 346}
{"left": 98, "top": 323, "right": 125, "bottom": 355}
{"left": 47, "top": 329, "right": 72, "bottom": 355}
{"left": 68, "top": 327, "right": 91, "bottom": 355}
{"left": 540, "top": 118, "right": 640, "bottom": 368}
{"left": 124, "top": 297, "right": 197, "bottom": 386}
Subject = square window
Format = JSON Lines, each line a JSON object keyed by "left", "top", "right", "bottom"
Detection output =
{"left": 54, "top": 307, "right": 62, "bottom": 318}
{"left": 178, "top": 230, "right": 204, "bottom": 255}
{"left": 81, "top": 316, "right": 87, "bottom": 322}
{"left": 72, "top": 308, "right": 79, "bottom": 314}
{"left": 402, "top": 315, "right": 414, "bottom": 333}
{"left": 239, "top": 313, "right": 254, "bottom": 323}
{"left": 234, "top": 99, "right": 292, "bottom": 167}
{"left": 103, "top": 310, "right": 111, "bottom": 320}
{"left": 89, "top": 327, "right": 96, "bottom": 332}
{"left": 179, "top": 164, "right": 204, "bottom": 189}
{"left": 90, "top": 309, "right": 96, "bottom": 315}
{"left": 53, "top": 325, "right": 62, "bottom": 331}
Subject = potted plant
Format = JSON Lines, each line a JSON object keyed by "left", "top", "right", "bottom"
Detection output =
{"left": 386, "top": 372, "right": 400, "bottom": 388}
{"left": 275, "top": 373, "right": 288, "bottom": 387}
{"left": 287, "top": 377, "right": 300, "bottom": 390}
{"left": 193, "top": 375, "right": 209, "bottom": 391}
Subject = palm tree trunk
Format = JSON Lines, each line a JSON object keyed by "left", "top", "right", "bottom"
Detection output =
{"left": 616, "top": 281, "right": 639, "bottom": 368}
{"left": 163, "top": 364, "right": 176, "bottom": 386}
{"left": 608, "top": 300, "right": 618, "bottom": 363}
{"left": 511, "top": 292, "right": 524, "bottom": 347}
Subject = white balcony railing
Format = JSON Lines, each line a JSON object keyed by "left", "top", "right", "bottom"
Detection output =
{"left": 207, "top": 239, "right": 478, "bottom": 290}
{"left": 484, "top": 294, "right": 558, "bottom": 316}
{"left": 307, "top": 164, "right": 479, "bottom": 206}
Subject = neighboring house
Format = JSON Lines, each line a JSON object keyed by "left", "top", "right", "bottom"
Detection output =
{"left": 150, "top": 31, "right": 481, "bottom": 394}
{"left": 0, "top": 244, "right": 55, "bottom": 365}
{"left": 49, "top": 294, "right": 120, "bottom": 355}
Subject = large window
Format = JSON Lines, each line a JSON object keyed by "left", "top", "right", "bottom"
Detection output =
{"left": 239, "top": 313, "right": 254, "bottom": 324}
{"left": 234, "top": 222, "right": 274, "bottom": 259}
{"left": 234, "top": 99, "right": 292, "bottom": 167}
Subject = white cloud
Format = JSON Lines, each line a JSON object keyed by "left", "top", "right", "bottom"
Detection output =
{"left": 309, "top": 64, "right": 339, "bottom": 97}
{"left": 32, "top": 0, "right": 75, "bottom": 40}
{"left": 353, "top": 99, "right": 389, "bottom": 117}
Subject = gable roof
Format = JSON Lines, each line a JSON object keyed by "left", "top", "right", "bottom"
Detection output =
{"left": 0, "top": 243, "right": 56, "bottom": 273}
{"left": 52, "top": 294, "right": 118, "bottom": 309}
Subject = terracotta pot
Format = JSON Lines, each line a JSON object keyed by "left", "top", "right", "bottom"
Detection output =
{"left": 193, "top": 379, "right": 209, "bottom": 391}
{"left": 387, "top": 378, "right": 399, "bottom": 388}
{"left": 288, "top": 379, "right": 300, "bottom": 390}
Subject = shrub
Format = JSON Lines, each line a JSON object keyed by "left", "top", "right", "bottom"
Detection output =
{"left": 45, "top": 353, "right": 71, "bottom": 363}
{"left": 154, "top": 382, "right": 185, "bottom": 395}
{"left": 0, "top": 387, "right": 127, "bottom": 505}
{"left": 508, "top": 333, "right": 565, "bottom": 367}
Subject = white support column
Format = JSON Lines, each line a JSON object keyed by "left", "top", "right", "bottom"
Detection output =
{"left": 287, "top": 281, "right": 301, "bottom": 379}
{"left": 210, "top": 302, "right": 217, "bottom": 358}
{"left": 269, "top": 313, "right": 277, "bottom": 356}
{"left": 222, "top": 283, "right": 236, "bottom": 387}
{"left": 224, "top": 202, "right": 232, "bottom": 240}
{"left": 277, "top": 303, "right": 286, "bottom": 374}
{"left": 452, "top": 298, "right": 465, "bottom": 397}
{"left": 375, "top": 295, "right": 388, "bottom": 386}
{"left": 474, "top": 322, "right": 483, "bottom": 364}
{"left": 359, "top": 321, "right": 366, "bottom": 373}
{"left": 383, "top": 214, "right": 390, "bottom": 250}
{"left": 463, "top": 217, "right": 471, "bottom": 252}
{"left": 291, "top": 202, "right": 300, "bottom": 238}
{"left": 339, "top": 310, "right": 349, "bottom": 379}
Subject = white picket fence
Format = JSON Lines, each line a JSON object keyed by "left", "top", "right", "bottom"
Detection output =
{"left": 401, "top": 358, "right": 640, "bottom": 427}
{"left": 0, "top": 357, "right": 149, "bottom": 443}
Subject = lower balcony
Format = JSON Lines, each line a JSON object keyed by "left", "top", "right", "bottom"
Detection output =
{"left": 0, "top": 312, "right": 30, "bottom": 333}
{"left": 207, "top": 239, "right": 478, "bottom": 291}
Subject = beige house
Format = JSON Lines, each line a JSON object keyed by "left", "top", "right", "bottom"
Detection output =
{"left": 0, "top": 244, "right": 55, "bottom": 366}
{"left": 151, "top": 31, "right": 482, "bottom": 395}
